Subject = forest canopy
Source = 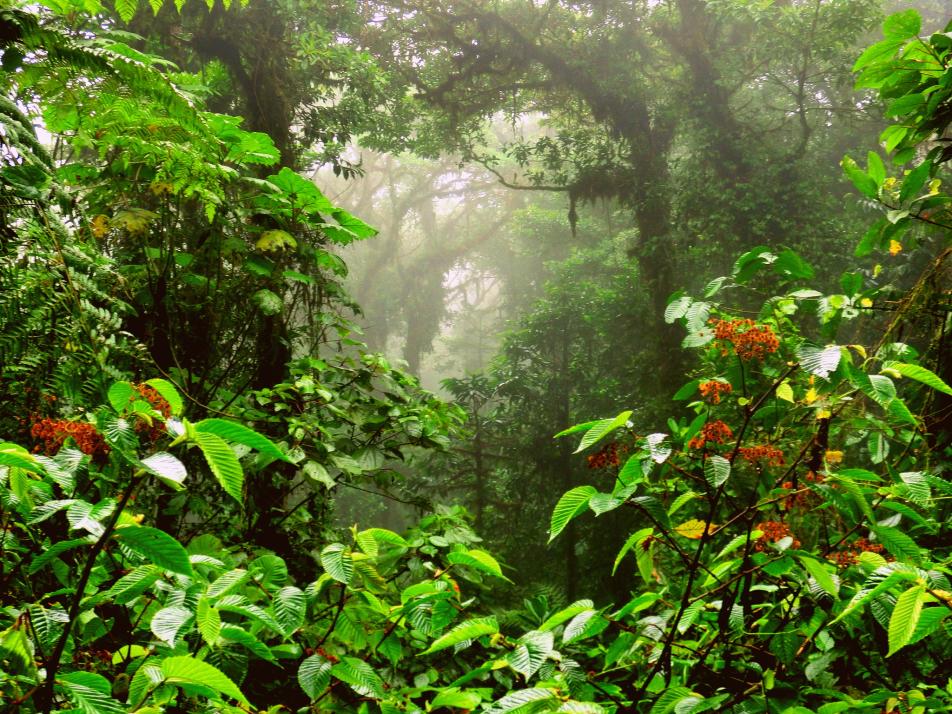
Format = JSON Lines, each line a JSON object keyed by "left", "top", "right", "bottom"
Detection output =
{"left": 1, "top": 1, "right": 951, "bottom": 713}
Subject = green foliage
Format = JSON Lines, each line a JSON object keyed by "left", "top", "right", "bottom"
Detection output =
{"left": 2, "top": 2, "right": 952, "bottom": 714}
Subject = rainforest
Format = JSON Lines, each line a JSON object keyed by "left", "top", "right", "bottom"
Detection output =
{"left": 1, "top": 0, "right": 951, "bottom": 712}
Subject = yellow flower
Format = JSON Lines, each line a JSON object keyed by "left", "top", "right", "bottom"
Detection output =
{"left": 90, "top": 214, "right": 110, "bottom": 238}
{"left": 889, "top": 240, "right": 902, "bottom": 256}
{"left": 824, "top": 450, "right": 844, "bottom": 464}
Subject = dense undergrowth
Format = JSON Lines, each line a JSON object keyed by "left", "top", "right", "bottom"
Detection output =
{"left": 1, "top": 2, "right": 952, "bottom": 713}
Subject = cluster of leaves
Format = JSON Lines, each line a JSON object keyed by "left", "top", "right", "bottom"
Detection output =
{"left": 3, "top": 3, "right": 952, "bottom": 714}
{"left": 0, "top": 379, "right": 515, "bottom": 713}
{"left": 1, "top": 0, "right": 465, "bottom": 561}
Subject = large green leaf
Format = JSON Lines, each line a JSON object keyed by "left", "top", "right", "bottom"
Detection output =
{"left": 887, "top": 585, "right": 925, "bottom": 656}
{"left": 273, "top": 586, "right": 306, "bottom": 636}
{"left": 0, "top": 443, "right": 44, "bottom": 473}
{"left": 883, "top": 361, "right": 952, "bottom": 396}
{"left": 446, "top": 549, "right": 510, "bottom": 581}
{"left": 538, "top": 600, "right": 595, "bottom": 632}
{"left": 194, "top": 418, "right": 288, "bottom": 461}
{"left": 144, "top": 378, "right": 184, "bottom": 415}
{"left": 113, "top": 526, "right": 193, "bottom": 576}
{"left": 573, "top": 411, "right": 632, "bottom": 453}
{"left": 298, "top": 654, "right": 333, "bottom": 699}
{"left": 841, "top": 156, "right": 878, "bottom": 198}
{"left": 510, "top": 630, "right": 553, "bottom": 680}
{"left": 321, "top": 543, "right": 354, "bottom": 584}
{"left": 486, "top": 687, "right": 558, "bottom": 713}
{"left": 150, "top": 606, "right": 193, "bottom": 646}
{"left": 197, "top": 598, "right": 221, "bottom": 646}
{"left": 331, "top": 657, "right": 384, "bottom": 699}
{"left": 797, "top": 555, "right": 839, "bottom": 597}
{"left": 161, "top": 655, "right": 248, "bottom": 704}
{"left": 58, "top": 671, "right": 124, "bottom": 714}
{"left": 106, "top": 564, "right": 162, "bottom": 604}
{"left": 140, "top": 452, "right": 187, "bottom": 490}
{"left": 107, "top": 381, "right": 135, "bottom": 413}
{"left": 549, "top": 486, "right": 597, "bottom": 542}
{"left": 704, "top": 455, "right": 731, "bottom": 488}
{"left": 193, "top": 431, "right": 244, "bottom": 502}
{"left": 422, "top": 616, "right": 499, "bottom": 655}
{"left": 431, "top": 689, "right": 484, "bottom": 710}
{"left": 796, "top": 344, "right": 842, "bottom": 380}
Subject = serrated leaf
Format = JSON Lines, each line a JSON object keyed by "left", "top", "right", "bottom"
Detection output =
{"left": 538, "top": 600, "right": 595, "bottom": 632}
{"left": 797, "top": 344, "right": 842, "bottom": 380}
{"left": 113, "top": 526, "right": 193, "bottom": 576}
{"left": 207, "top": 569, "right": 248, "bottom": 598}
{"left": 193, "top": 431, "right": 244, "bottom": 502}
{"left": 161, "top": 655, "right": 248, "bottom": 704}
{"left": 422, "top": 616, "right": 498, "bottom": 655}
{"left": 59, "top": 671, "right": 124, "bottom": 714}
{"left": 562, "top": 610, "right": 597, "bottom": 643}
{"left": 447, "top": 549, "right": 510, "bottom": 581}
{"left": 612, "top": 528, "right": 653, "bottom": 576}
{"left": 150, "top": 606, "right": 193, "bottom": 646}
{"left": 144, "top": 378, "right": 184, "bottom": 416}
{"left": 548, "top": 486, "right": 597, "bottom": 542}
{"left": 194, "top": 418, "right": 288, "bottom": 461}
{"left": 797, "top": 555, "right": 839, "bottom": 597}
{"left": 704, "top": 455, "right": 731, "bottom": 488}
{"left": 887, "top": 585, "right": 925, "bottom": 656}
{"left": 140, "top": 452, "right": 187, "bottom": 490}
{"left": 883, "top": 361, "right": 952, "bottom": 396}
{"left": 219, "top": 625, "right": 275, "bottom": 661}
{"left": 114, "top": 0, "right": 138, "bottom": 23}
{"left": 573, "top": 411, "right": 632, "bottom": 453}
{"left": 331, "top": 657, "right": 384, "bottom": 699}
{"left": 486, "top": 687, "right": 557, "bottom": 713}
{"left": 510, "top": 631, "right": 553, "bottom": 680}
{"left": 320, "top": 543, "right": 353, "bottom": 584}
{"left": 298, "top": 654, "right": 332, "bottom": 699}
{"left": 106, "top": 564, "right": 162, "bottom": 604}
{"left": 273, "top": 586, "right": 305, "bottom": 635}
{"left": 197, "top": 598, "right": 221, "bottom": 646}
{"left": 872, "top": 526, "right": 921, "bottom": 563}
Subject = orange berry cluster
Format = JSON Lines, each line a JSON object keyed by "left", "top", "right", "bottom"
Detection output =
{"left": 134, "top": 384, "right": 172, "bottom": 417}
{"left": 587, "top": 442, "right": 620, "bottom": 470}
{"left": 30, "top": 418, "right": 110, "bottom": 460}
{"left": 754, "top": 520, "right": 800, "bottom": 552}
{"left": 710, "top": 319, "right": 780, "bottom": 361}
{"left": 699, "top": 380, "right": 732, "bottom": 404}
{"left": 132, "top": 383, "right": 171, "bottom": 443}
{"left": 302, "top": 646, "right": 339, "bottom": 664}
{"left": 739, "top": 445, "right": 785, "bottom": 467}
{"left": 829, "top": 538, "right": 886, "bottom": 568}
{"left": 688, "top": 420, "right": 734, "bottom": 449}
{"left": 782, "top": 472, "right": 824, "bottom": 511}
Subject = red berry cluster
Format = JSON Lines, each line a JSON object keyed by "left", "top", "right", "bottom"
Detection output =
{"left": 303, "top": 646, "right": 339, "bottom": 663}
{"left": 132, "top": 383, "right": 171, "bottom": 442}
{"left": 688, "top": 420, "right": 734, "bottom": 449}
{"left": 587, "top": 442, "right": 620, "bottom": 470}
{"left": 782, "top": 472, "right": 824, "bottom": 511}
{"left": 754, "top": 520, "right": 800, "bottom": 552}
{"left": 739, "top": 445, "right": 785, "bottom": 467}
{"left": 710, "top": 319, "right": 780, "bottom": 361}
{"left": 829, "top": 538, "right": 887, "bottom": 568}
{"left": 30, "top": 418, "right": 110, "bottom": 460}
{"left": 699, "top": 380, "right": 732, "bottom": 404}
